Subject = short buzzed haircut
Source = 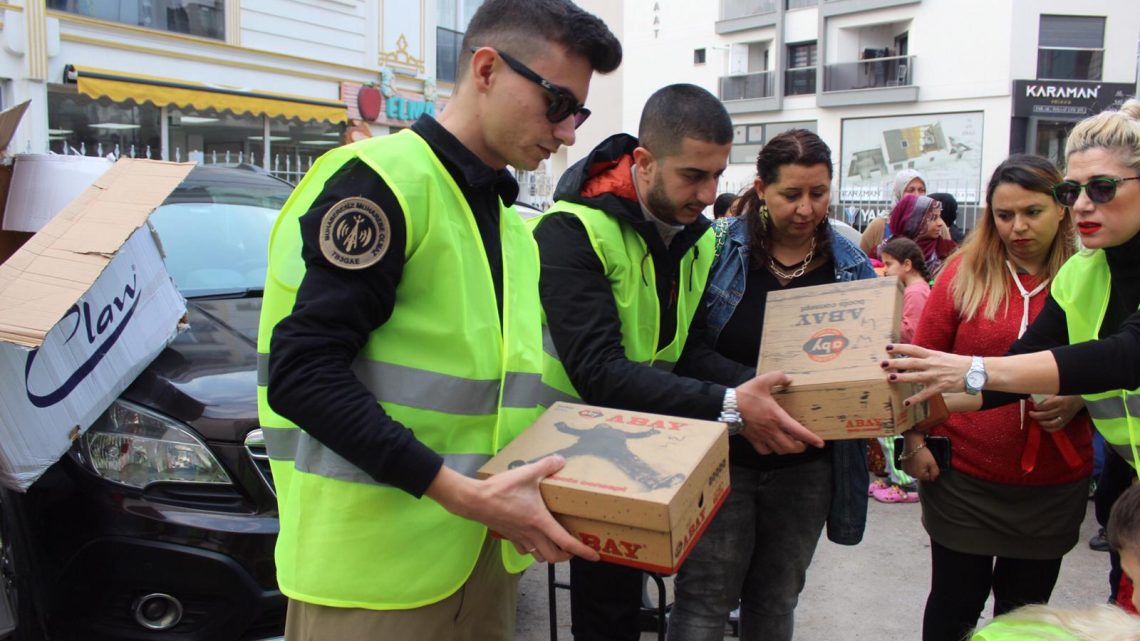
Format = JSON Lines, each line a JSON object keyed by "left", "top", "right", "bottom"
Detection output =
{"left": 639, "top": 84, "right": 733, "bottom": 158}
{"left": 1108, "top": 483, "right": 1140, "bottom": 557}
{"left": 459, "top": 0, "right": 622, "bottom": 81}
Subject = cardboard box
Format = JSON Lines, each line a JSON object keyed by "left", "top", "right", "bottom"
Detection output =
{"left": 2, "top": 154, "right": 114, "bottom": 232}
{"left": 758, "top": 277, "right": 927, "bottom": 440}
{"left": 0, "top": 159, "right": 193, "bottom": 491}
{"left": 478, "top": 402, "right": 730, "bottom": 575}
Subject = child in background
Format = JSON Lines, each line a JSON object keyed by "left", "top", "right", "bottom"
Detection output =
{"left": 869, "top": 237, "right": 931, "bottom": 503}
{"left": 969, "top": 483, "right": 1140, "bottom": 639}
{"left": 881, "top": 237, "right": 932, "bottom": 342}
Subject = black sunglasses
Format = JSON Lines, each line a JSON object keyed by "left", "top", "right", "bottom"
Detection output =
{"left": 473, "top": 47, "right": 590, "bottom": 129}
{"left": 1052, "top": 176, "right": 1140, "bottom": 207}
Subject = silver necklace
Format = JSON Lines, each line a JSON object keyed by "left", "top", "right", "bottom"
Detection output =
{"left": 768, "top": 235, "right": 816, "bottom": 280}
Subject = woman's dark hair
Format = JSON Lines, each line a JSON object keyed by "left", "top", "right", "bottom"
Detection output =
{"left": 879, "top": 237, "right": 930, "bottom": 281}
{"left": 736, "top": 129, "right": 834, "bottom": 264}
{"left": 713, "top": 192, "right": 737, "bottom": 219}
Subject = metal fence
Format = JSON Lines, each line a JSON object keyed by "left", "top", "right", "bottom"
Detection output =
{"left": 54, "top": 143, "right": 313, "bottom": 185}
{"left": 719, "top": 175, "right": 986, "bottom": 235}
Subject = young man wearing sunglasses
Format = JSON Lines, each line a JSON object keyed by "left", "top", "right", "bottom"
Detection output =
{"left": 257, "top": 2, "right": 620, "bottom": 640}
{"left": 532, "top": 84, "right": 821, "bottom": 641}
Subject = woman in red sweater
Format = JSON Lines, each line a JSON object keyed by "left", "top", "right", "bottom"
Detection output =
{"left": 901, "top": 154, "right": 1093, "bottom": 641}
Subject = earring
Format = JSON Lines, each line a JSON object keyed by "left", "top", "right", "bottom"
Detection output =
{"left": 758, "top": 202, "right": 770, "bottom": 232}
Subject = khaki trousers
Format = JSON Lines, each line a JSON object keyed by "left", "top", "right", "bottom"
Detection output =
{"left": 284, "top": 537, "right": 521, "bottom": 641}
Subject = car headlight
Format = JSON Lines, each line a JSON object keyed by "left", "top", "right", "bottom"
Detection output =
{"left": 77, "top": 400, "right": 233, "bottom": 489}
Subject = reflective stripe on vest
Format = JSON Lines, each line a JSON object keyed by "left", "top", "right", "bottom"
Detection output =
{"left": 1052, "top": 250, "right": 1140, "bottom": 471}
{"left": 257, "top": 130, "right": 543, "bottom": 609}
{"left": 258, "top": 354, "right": 556, "bottom": 413}
{"left": 534, "top": 201, "right": 714, "bottom": 400}
{"left": 261, "top": 426, "right": 488, "bottom": 483}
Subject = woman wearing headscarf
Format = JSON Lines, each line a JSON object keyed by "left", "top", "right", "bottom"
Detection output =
{"left": 884, "top": 193, "right": 957, "bottom": 276}
{"left": 860, "top": 169, "right": 928, "bottom": 260}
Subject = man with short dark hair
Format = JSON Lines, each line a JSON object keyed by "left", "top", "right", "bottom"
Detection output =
{"left": 257, "top": 1, "right": 621, "bottom": 639}
{"left": 533, "top": 83, "right": 819, "bottom": 641}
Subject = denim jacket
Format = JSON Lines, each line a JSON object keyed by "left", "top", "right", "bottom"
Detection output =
{"left": 705, "top": 216, "right": 876, "bottom": 545}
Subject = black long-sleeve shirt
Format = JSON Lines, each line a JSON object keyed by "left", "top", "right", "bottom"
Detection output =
{"left": 534, "top": 212, "right": 754, "bottom": 417}
{"left": 266, "top": 115, "right": 518, "bottom": 497}
{"left": 982, "top": 232, "right": 1140, "bottom": 408}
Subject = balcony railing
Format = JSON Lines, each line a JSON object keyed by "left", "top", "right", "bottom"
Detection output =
{"left": 721, "top": 0, "right": 778, "bottom": 21}
{"left": 720, "top": 71, "right": 775, "bottom": 101}
{"left": 823, "top": 55, "right": 915, "bottom": 92}
{"left": 784, "top": 68, "right": 816, "bottom": 95}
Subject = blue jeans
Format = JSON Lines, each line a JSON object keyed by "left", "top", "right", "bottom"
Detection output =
{"left": 667, "top": 457, "right": 832, "bottom": 641}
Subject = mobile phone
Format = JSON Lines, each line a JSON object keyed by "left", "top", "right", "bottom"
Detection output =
{"left": 893, "top": 435, "right": 952, "bottom": 473}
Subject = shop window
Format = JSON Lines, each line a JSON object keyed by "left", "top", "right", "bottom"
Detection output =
{"left": 268, "top": 117, "right": 345, "bottom": 183}
{"left": 48, "top": 0, "right": 225, "bottom": 41}
{"left": 1037, "top": 15, "right": 1104, "bottom": 81}
{"left": 694, "top": 48, "right": 707, "bottom": 65}
{"left": 47, "top": 84, "right": 161, "bottom": 157}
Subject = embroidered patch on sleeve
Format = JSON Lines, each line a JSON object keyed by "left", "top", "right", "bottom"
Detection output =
{"left": 318, "top": 196, "right": 391, "bottom": 270}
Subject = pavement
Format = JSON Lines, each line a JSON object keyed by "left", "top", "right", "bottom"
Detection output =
{"left": 514, "top": 480, "right": 1110, "bottom": 641}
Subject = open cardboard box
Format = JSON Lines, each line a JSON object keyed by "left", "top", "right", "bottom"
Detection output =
{"left": 478, "top": 402, "right": 729, "bottom": 574}
{"left": 758, "top": 276, "right": 930, "bottom": 440}
{"left": 0, "top": 158, "right": 194, "bottom": 490}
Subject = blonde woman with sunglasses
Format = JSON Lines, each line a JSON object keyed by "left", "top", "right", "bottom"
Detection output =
{"left": 884, "top": 98, "right": 1140, "bottom": 607}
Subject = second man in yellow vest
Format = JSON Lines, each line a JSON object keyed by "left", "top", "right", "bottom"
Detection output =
{"left": 532, "top": 83, "right": 824, "bottom": 641}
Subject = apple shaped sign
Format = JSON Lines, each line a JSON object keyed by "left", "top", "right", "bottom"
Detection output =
{"left": 358, "top": 85, "right": 382, "bottom": 122}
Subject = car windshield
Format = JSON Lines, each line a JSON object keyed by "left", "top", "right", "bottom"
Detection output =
{"left": 149, "top": 175, "right": 289, "bottom": 298}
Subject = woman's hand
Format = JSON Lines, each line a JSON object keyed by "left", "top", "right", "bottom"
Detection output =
{"left": 902, "top": 446, "right": 940, "bottom": 482}
{"left": 1028, "top": 395, "right": 1085, "bottom": 432}
{"left": 882, "top": 344, "right": 973, "bottom": 406}
{"left": 900, "top": 430, "right": 939, "bottom": 481}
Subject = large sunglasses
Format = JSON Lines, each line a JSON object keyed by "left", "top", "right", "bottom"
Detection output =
{"left": 1051, "top": 176, "right": 1140, "bottom": 207}
{"left": 473, "top": 47, "right": 591, "bottom": 128}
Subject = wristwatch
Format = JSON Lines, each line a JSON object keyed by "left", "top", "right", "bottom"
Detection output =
{"left": 719, "top": 388, "right": 744, "bottom": 436}
{"left": 964, "top": 356, "right": 988, "bottom": 395}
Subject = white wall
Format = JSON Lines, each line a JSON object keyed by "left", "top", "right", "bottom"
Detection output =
{"left": 1011, "top": 0, "right": 1140, "bottom": 84}
{"left": 241, "top": 0, "right": 374, "bottom": 70}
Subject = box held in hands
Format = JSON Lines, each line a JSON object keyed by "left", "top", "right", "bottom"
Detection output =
{"left": 758, "top": 276, "right": 928, "bottom": 440}
{"left": 478, "top": 401, "right": 729, "bottom": 574}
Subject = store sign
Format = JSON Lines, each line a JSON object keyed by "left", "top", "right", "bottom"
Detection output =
{"left": 340, "top": 81, "right": 445, "bottom": 128}
{"left": 1012, "top": 80, "right": 1134, "bottom": 119}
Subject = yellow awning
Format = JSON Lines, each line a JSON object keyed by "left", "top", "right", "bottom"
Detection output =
{"left": 70, "top": 65, "right": 347, "bottom": 124}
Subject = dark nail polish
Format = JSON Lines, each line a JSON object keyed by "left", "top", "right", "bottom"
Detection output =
{"left": 886, "top": 344, "right": 894, "bottom": 351}
{"left": 904, "top": 400, "right": 911, "bottom": 407}
{"left": 889, "top": 374, "right": 897, "bottom": 381}
{"left": 881, "top": 361, "right": 889, "bottom": 368}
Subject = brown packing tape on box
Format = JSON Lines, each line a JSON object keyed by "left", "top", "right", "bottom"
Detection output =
{"left": 478, "top": 402, "right": 730, "bottom": 575}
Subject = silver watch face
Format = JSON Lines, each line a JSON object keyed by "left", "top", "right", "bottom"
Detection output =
{"left": 966, "top": 370, "right": 986, "bottom": 391}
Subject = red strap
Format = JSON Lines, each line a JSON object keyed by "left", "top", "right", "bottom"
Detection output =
{"left": 1020, "top": 422, "right": 1042, "bottom": 474}
{"left": 1048, "top": 429, "right": 1084, "bottom": 471}
{"left": 1021, "top": 421, "right": 1084, "bottom": 474}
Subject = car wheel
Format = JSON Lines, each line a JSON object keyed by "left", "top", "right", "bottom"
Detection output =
{"left": 0, "top": 491, "right": 45, "bottom": 641}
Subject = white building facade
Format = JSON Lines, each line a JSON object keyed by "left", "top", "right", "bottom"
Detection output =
{"left": 574, "top": 0, "right": 1140, "bottom": 229}
{"left": 0, "top": 1, "right": 502, "bottom": 184}
{"left": 0, "top": 1, "right": 1134, "bottom": 216}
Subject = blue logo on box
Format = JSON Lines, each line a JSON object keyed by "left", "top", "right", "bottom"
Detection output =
{"left": 24, "top": 272, "right": 140, "bottom": 408}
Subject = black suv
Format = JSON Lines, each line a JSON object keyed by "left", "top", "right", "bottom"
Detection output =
{"left": 0, "top": 165, "right": 292, "bottom": 641}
